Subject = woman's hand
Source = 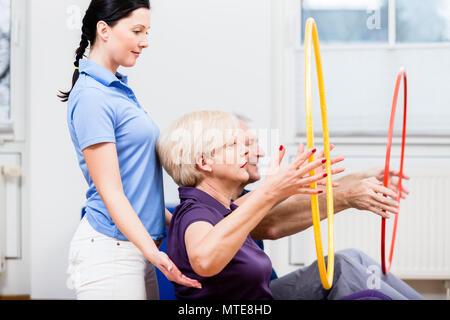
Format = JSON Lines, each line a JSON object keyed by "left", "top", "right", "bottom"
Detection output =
{"left": 153, "top": 251, "right": 202, "bottom": 289}
{"left": 262, "top": 143, "right": 334, "bottom": 199}
{"left": 314, "top": 144, "right": 346, "bottom": 187}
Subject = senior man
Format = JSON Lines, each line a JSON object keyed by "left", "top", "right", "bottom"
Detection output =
{"left": 232, "top": 116, "right": 423, "bottom": 300}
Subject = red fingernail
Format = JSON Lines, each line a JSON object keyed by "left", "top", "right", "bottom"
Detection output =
{"left": 318, "top": 190, "right": 323, "bottom": 194}
{"left": 322, "top": 159, "right": 326, "bottom": 164}
{"left": 323, "top": 173, "right": 328, "bottom": 178}
{"left": 279, "top": 145, "right": 284, "bottom": 151}
{"left": 312, "top": 148, "right": 317, "bottom": 153}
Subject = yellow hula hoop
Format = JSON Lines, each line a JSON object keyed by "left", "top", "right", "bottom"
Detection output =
{"left": 304, "top": 18, "right": 335, "bottom": 290}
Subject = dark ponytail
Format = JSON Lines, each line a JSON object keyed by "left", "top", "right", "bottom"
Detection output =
{"left": 58, "top": 0, "right": 150, "bottom": 102}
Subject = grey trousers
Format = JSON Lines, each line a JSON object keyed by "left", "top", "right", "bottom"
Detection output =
{"left": 269, "top": 248, "right": 425, "bottom": 300}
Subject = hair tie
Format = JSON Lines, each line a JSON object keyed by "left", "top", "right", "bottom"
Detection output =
{"left": 75, "top": 67, "right": 79, "bottom": 70}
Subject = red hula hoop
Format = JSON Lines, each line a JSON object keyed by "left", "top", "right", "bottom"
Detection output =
{"left": 381, "top": 69, "right": 407, "bottom": 275}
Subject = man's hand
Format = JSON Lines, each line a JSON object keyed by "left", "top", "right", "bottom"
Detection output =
{"left": 363, "top": 167, "right": 410, "bottom": 199}
{"left": 344, "top": 177, "right": 400, "bottom": 219}
{"left": 340, "top": 167, "right": 411, "bottom": 218}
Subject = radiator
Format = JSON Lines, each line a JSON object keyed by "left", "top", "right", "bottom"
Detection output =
{"left": 289, "top": 155, "right": 450, "bottom": 279}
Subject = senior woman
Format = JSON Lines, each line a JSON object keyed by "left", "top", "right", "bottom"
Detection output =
{"left": 156, "top": 111, "right": 332, "bottom": 300}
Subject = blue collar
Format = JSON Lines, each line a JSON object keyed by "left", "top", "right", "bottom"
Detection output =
{"left": 178, "top": 187, "right": 238, "bottom": 217}
{"left": 78, "top": 58, "right": 129, "bottom": 86}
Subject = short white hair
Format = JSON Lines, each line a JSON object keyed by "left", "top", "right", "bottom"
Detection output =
{"left": 157, "top": 111, "right": 240, "bottom": 187}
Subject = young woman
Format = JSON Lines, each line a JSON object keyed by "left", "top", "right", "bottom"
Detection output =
{"left": 59, "top": 0, "right": 200, "bottom": 299}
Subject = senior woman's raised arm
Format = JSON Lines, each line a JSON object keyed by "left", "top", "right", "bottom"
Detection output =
{"left": 184, "top": 144, "right": 327, "bottom": 277}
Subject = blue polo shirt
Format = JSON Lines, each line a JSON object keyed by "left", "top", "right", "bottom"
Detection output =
{"left": 167, "top": 187, "right": 273, "bottom": 300}
{"left": 67, "top": 58, "right": 166, "bottom": 241}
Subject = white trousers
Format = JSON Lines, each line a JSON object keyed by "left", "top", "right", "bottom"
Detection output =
{"left": 66, "top": 216, "right": 159, "bottom": 300}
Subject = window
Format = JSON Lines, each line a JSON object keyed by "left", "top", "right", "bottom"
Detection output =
{"left": 300, "top": 0, "right": 450, "bottom": 45}
{"left": 301, "top": 0, "right": 389, "bottom": 44}
{"left": 0, "top": 0, "right": 11, "bottom": 121}
{"left": 0, "top": 0, "right": 26, "bottom": 141}
{"left": 396, "top": 0, "right": 450, "bottom": 43}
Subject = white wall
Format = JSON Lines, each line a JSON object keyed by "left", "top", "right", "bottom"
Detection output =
{"left": 291, "top": 47, "right": 450, "bottom": 138}
{"left": 23, "top": 0, "right": 271, "bottom": 299}
{"left": 131, "top": 0, "right": 272, "bottom": 203}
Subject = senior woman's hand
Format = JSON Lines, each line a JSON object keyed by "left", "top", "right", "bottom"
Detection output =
{"left": 261, "top": 142, "right": 335, "bottom": 199}
{"left": 314, "top": 144, "right": 345, "bottom": 187}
